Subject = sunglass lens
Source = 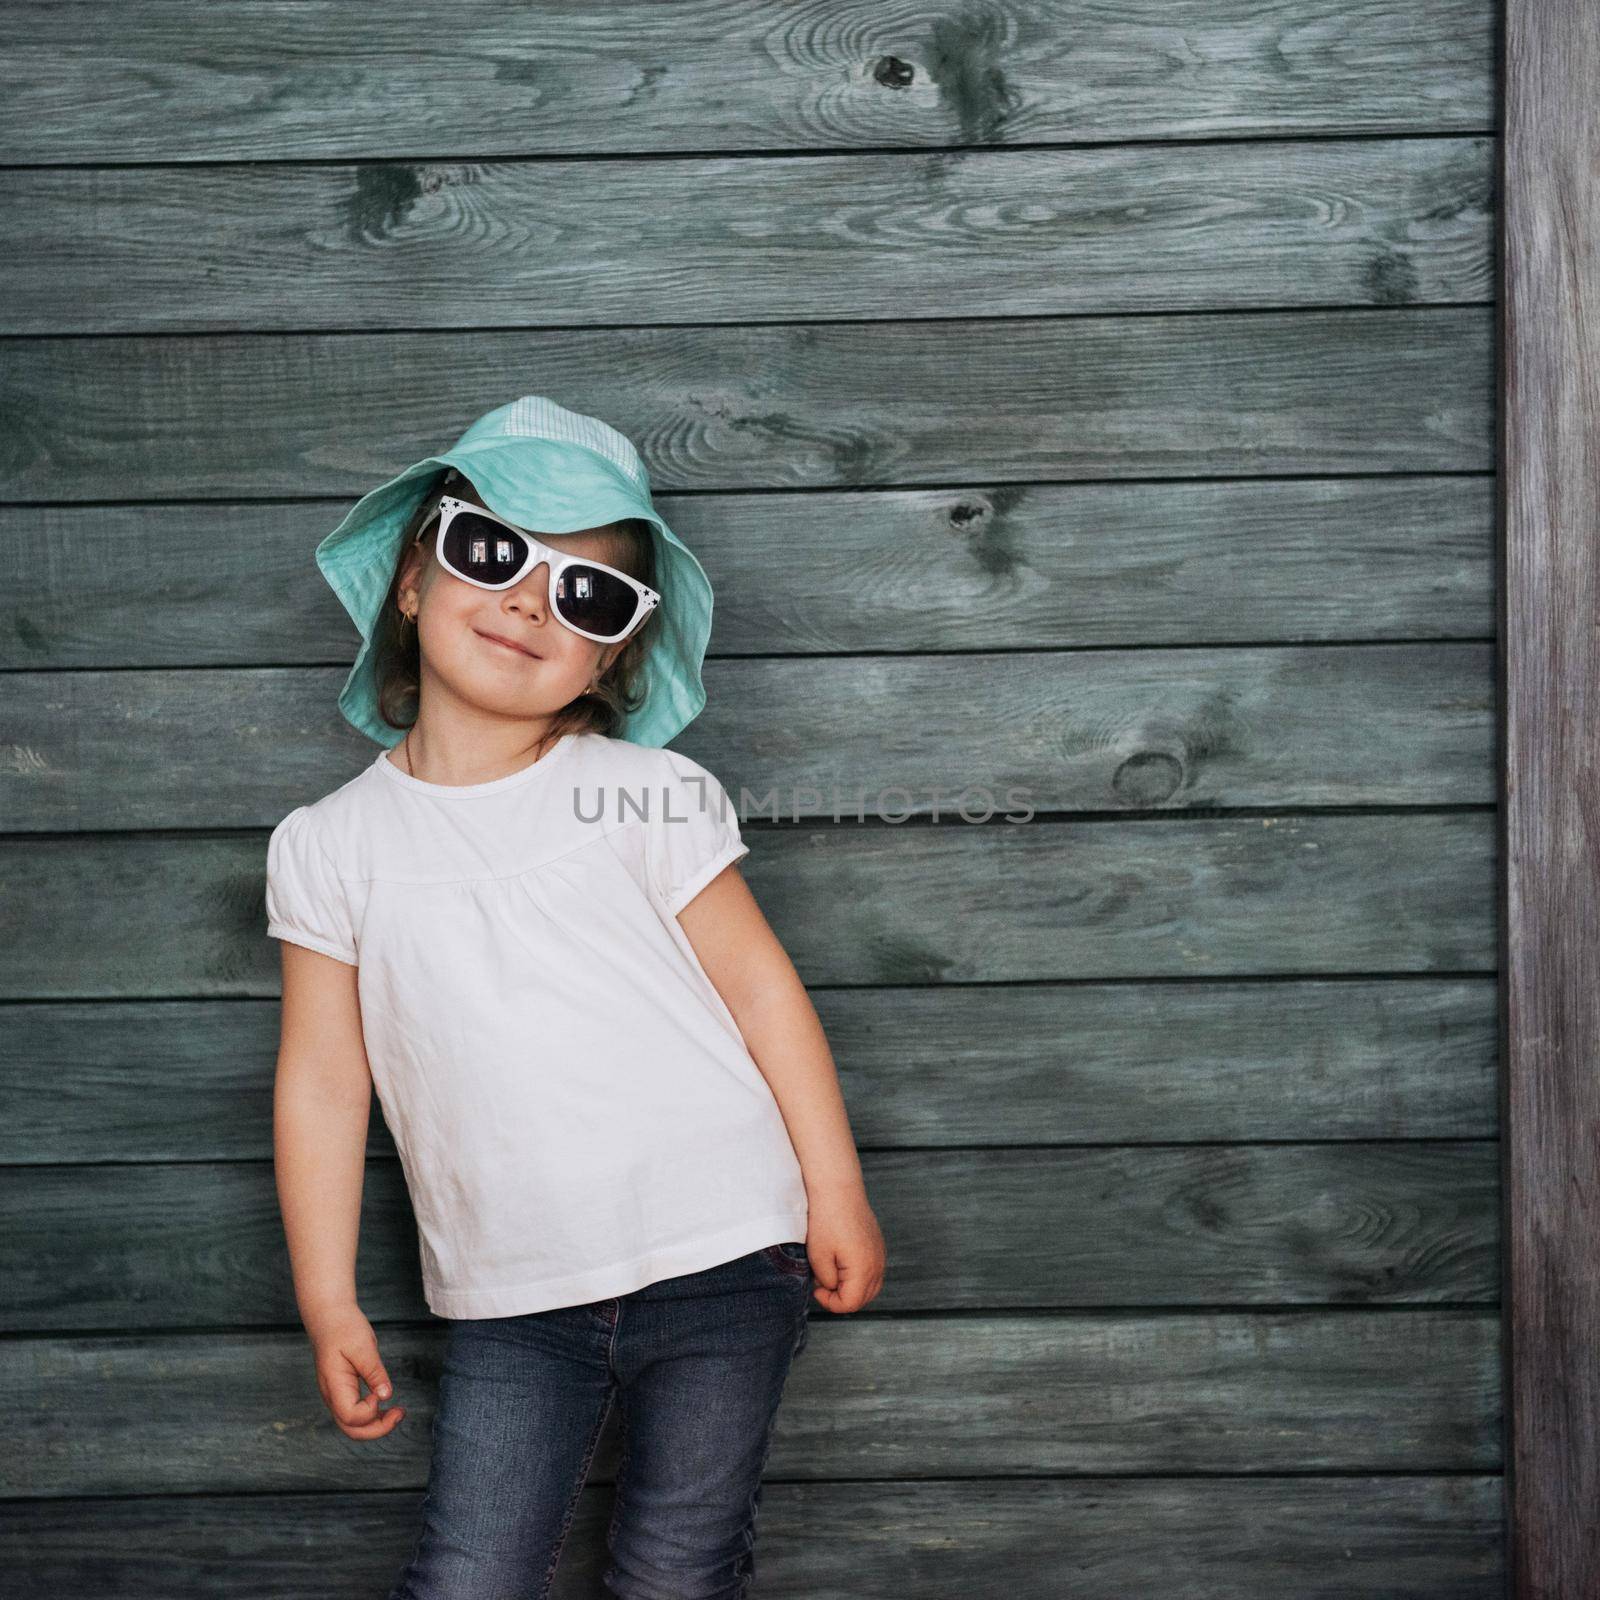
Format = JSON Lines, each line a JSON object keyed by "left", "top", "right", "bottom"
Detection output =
{"left": 554, "top": 565, "right": 641, "bottom": 638}
{"left": 441, "top": 511, "right": 532, "bottom": 585}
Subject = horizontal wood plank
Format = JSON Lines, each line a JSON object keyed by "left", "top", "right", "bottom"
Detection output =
{"left": 0, "top": 978, "right": 1497, "bottom": 1163}
{"left": 0, "top": 1472, "right": 1497, "bottom": 1600}
{"left": 0, "top": 477, "right": 1496, "bottom": 670}
{"left": 0, "top": 812, "right": 1493, "bottom": 999}
{"left": 0, "top": 310, "right": 1493, "bottom": 502}
{"left": 0, "top": 1309, "right": 1499, "bottom": 1494}
{"left": 0, "top": 1145, "right": 1497, "bottom": 1331}
{"left": 7, "top": 139, "right": 1493, "bottom": 335}
{"left": 0, "top": 1478, "right": 1504, "bottom": 1597}
{"left": 0, "top": 0, "right": 1495, "bottom": 166}
{"left": 0, "top": 643, "right": 1494, "bottom": 830}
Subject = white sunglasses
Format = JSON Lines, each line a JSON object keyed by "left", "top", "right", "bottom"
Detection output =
{"left": 417, "top": 491, "right": 661, "bottom": 645}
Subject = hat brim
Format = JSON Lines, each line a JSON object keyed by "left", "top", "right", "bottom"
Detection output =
{"left": 315, "top": 438, "right": 712, "bottom": 750}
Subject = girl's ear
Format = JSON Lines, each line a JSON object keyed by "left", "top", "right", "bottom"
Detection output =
{"left": 396, "top": 541, "right": 430, "bottom": 611}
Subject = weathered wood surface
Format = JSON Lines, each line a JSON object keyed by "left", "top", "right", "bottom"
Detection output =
{"left": 0, "top": 978, "right": 1497, "bottom": 1163}
{"left": 7, "top": 138, "right": 1492, "bottom": 335}
{"left": 0, "top": 0, "right": 1496, "bottom": 166}
{"left": 0, "top": 1477, "right": 1506, "bottom": 1598}
{"left": 0, "top": 812, "right": 1493, "bottom": 999}
{"left": 0, "top": 309, "right": 1493, "bottom": 501}
{"left": 0, "top": 1145, "right": 1497, "bottom": 1332}
{"left": 0, "top": 476, "right": 1496, "bottom": 669}
{"left": 0, "top": 643, "right": 1493, "bottom": 830}
{"left": 2, "top": 1310, "right": 1499, "bottom": 1495}
{"left": 0, "top": 0, "right": 1505, "bottom": 1584}
{"left": 1502, "top": 0, "right": 1600, "bottom": 1585}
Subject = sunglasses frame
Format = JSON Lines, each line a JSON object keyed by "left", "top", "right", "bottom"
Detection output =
{"left": 418, "top": 493, "right": 661, "bottom": 645}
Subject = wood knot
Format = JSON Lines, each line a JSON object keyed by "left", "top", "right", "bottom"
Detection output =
{"left": 873, "top": 56, "right": 916, "bottom": 90}
{"left": 1112, "top": 752, "right": 1184, "bottom": 805}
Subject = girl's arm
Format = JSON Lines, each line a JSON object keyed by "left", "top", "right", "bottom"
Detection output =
{"left": 274, "top": 942, "right": 404, "bottom": 1439}
{"left": 676, "top": 867, "right": 887, "bottom": 1314}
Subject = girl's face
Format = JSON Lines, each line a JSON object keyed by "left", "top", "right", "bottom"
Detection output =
{"left": 397, "top": 478, "right": 629, "bottom": 726}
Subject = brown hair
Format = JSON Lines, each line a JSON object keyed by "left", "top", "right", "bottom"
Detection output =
{"left": 370, "top": 474, "right": 659, "bottom": 741}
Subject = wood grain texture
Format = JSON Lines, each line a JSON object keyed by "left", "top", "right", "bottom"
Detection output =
{"left": 0, "top": 643, "right": 1493, "bottom": 829}
{"left": 1502, "top": 0, "right": 1600, "bottom": 1587}
{"left": 0, "top": 978, "right": 1496, "bottom": 1163}
{"left": 0, "top": 1478, "right": 1506, "bottom": 1599}
{"left": 0, "top": 477, "right": 1493, "bottom": 670}
{"left": 0, "top": 0, "right": 1507, "bottom": 1579}
{"left": 0, "top": 812, "right": 1492, "bottom": 999}
{"left": 0, "top": 1145, "right": 1496, "bottom": 1331}
{"left": 0, "top": 310, "right": 1493, "bottom": 501}
{"left": 0, "top": 1310, "right": 1499, "bottom": 1494}
{"left": 5, "top": 138, "right": 1492, "bottom": 335}
{"left": 0, "top": 0, "right": 1495, "bottom": 165}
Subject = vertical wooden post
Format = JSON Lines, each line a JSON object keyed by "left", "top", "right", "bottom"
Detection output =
{"left": 1503, "top": 0, "right": 1600, "bottom": 1592}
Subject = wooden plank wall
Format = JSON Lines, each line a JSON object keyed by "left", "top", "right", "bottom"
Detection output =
{"left": 0, "top": 3, "right": 1502, "bottom": 1594}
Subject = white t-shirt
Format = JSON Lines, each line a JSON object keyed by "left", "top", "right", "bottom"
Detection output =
{"left": 265, "top": 730, "right": 809, "bottom": 1317}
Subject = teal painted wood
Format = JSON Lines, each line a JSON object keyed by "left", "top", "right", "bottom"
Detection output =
{"left": 0, "top": 0, "right": 1506, "bottom": 1581}
{"left": 0, "top": 309, "right": 1493, "bottom": 501}
{"left": 0, "top": 1145, "right": 1497, "bottom": 1331}
{"left": 0, "top": 0, "right": 1495, "bottom": 165}
{"left": 1, "top": 1310, "right": 1499, "bottom": 1495}
{"left": 0, "top": 812, "right": 1492, "bottom": 998}
{"left": 0, "top": 1479, "right": 1506, "bottom": 1597}
{"left": 0, "top": 642, "right": 1493, "bottom": 829}
{"left": 2, "top": 138, "right": 1492, "bottom": 335}
{"left": 0, "top": 978, "right": 1497, "bottom": 1163}
{"left": 0, "top": 477, "right": 1494, "bottom": 670}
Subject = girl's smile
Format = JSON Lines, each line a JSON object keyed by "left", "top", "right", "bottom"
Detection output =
{"left": 474, "top": 626, "right": 543, "bottom": 660}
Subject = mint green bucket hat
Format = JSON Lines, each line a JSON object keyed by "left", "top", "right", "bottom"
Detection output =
{"left": 315, "top": 396, "right": 713, "bottom": 750}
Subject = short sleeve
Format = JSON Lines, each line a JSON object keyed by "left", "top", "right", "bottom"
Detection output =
{"left": 265, "top": 806, "right": 358, "bottom": 965}
{"left": 648, "top": 750, "right": 750, "bottom": 916}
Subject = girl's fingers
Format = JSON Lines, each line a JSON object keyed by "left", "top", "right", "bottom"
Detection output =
{"left": 338, "top": 1406, "right": 406, "bottom": 1441}
{"left": 808, "top": 1272, "right": 884, "bottom": 1314}
{"left": 321, "top": 1344, "right": 406, "bottom": 1437}
{"left": 357, "top": 1351, "right": 394, "bottom": 1403}
{"left": 324, "top": 1356, "right": 378, "bottom": 1425}
{"left": 312, "top": 1325, "right": 404, "bottom": 1439}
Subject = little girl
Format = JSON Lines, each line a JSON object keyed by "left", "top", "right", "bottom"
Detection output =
{"left": 265, "top": 396, "right": 886, "bottom": 1599}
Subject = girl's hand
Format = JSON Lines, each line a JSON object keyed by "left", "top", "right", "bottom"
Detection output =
{"left": 801, "top": 1188, "right": 887, "bottom": 1314}
{"left": 305, "top": 1303, "right": 405, "bottom": 1440}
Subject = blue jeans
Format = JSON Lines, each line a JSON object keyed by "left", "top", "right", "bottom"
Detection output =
{"left": 387, "top": 1242, "right": 816, "bottom": 1600}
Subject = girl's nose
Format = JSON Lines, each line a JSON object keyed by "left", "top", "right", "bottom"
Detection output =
{"left": 505, "top": 563, "right": 552, "bottom": 614}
